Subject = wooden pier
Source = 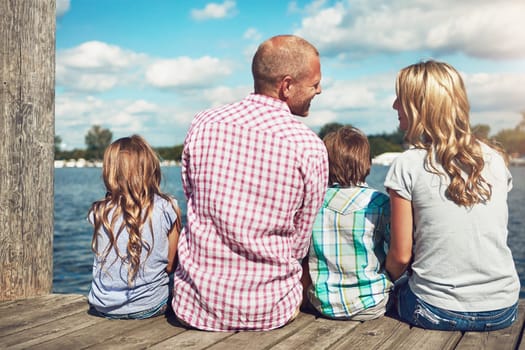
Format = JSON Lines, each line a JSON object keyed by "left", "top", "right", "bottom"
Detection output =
{"left": 1, "top": 294, "right": 523, "bottom": 349}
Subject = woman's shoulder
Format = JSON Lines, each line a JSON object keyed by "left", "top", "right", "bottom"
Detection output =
{"left": 389, "top": 147, "right": 427, "bottom": 168}
{"left": 153, "top": 194, "right": 178, "bottom": 210}
{"left": 479, "top": 141, "right": 506, "bottom": 160}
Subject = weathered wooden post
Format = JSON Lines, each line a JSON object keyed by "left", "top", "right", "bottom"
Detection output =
{"left": 0, "top": 0, "right": 55, "bottom": 300}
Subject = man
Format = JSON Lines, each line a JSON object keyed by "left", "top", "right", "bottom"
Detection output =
{"left": 172, "top": 35, "right": 329, "bottom": 331}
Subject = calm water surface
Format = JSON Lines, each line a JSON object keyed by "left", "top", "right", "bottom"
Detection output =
{"left": 53, "top": 165, "right": 525, "bottom": 297}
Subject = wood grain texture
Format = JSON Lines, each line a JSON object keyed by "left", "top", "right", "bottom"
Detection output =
{"left": 0, "top": 295, "right": 523, "bottom": 349}
{"left": 0, "top": 0, "right": 55, "bottom": 301}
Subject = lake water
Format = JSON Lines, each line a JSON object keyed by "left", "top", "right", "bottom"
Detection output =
{"left": 53, "top": 165, "right": 525, "bottom": 298}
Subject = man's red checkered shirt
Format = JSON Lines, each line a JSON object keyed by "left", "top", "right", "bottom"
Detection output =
{"left": 172, "top": 94, "right": 328, "bottom": 331}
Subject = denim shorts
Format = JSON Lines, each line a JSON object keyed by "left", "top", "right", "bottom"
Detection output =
{"left": 395, "top": 282, "right": 518, "bottom": 331}
{"left": 89, "top": 298, "right": 168, "bottom": 320}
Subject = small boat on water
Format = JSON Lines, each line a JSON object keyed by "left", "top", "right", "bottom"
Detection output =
{"left": 372, "top": 152, "right": 402, "bottom": 166}
{"left": 510, "top": 157, "right": 525, "bottom": 166}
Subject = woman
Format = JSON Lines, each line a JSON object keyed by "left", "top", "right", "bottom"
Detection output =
{"left": 385, "top": 60, "right": 520, "bottom": 331}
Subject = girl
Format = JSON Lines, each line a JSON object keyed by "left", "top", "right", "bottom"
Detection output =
{"left": 385, "top": 60, "right": 520, "bottom": 331}
{"left": 88, "top": 135, "right": 181, "bottom": 319}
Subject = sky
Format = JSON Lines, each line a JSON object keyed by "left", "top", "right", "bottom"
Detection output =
{"left": 55, "top": 0, "right": 525, "bottom": 150}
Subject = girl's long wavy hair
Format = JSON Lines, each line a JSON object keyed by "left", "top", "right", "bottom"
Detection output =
{"left": 396, "top": 60, "right": 505, "bottom": 207}
{"left": 89, "top": 134, "right": 173, "bottom": 286}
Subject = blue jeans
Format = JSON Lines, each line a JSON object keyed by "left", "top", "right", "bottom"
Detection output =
{"left": 395, "top": 281, "right": 518, "bottom": 331}
{"left": 89, "top": 298, "right": 168, "bottom": 320}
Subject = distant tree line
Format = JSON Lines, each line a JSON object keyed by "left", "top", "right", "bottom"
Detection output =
{"left": 318, "top": 112, "right": 525, "bottom": 159}
{"left": 318, "top": 122, "right": 405, "bottom": 158}
{"left": 55, "top": 125, "right": 183, "bottom": 161}
{"left": 56, "top": 113, "right": 525, "bottom": 162}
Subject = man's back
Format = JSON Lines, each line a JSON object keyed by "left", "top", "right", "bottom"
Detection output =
{"left": 172, "top": 94, "right": 328, "bottom": 331}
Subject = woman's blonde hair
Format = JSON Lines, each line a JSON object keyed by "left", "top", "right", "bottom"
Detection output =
{"left": 323, "top": 126, "right": 371, "bottom": 187}
{"left": 90, "top": 134, "right": 174, "bottom": 285}
{"left": 396, "top": 60, "right": 503, "bottom": 206}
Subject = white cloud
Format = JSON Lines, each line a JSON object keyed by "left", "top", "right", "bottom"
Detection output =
{"left": 145, "top": 56, "right": 232, "bottom": 88}
{"left": 463, "top": 71, "right": 525, "bottom": 132}
{"left": 317, "top": 81, "right": 379, "bottom": 110}
{"left": 302, "top": 108, "right": 339, "bottom": 129}
{"left": 295, "top": 0, "right": 525, "bottom": 60}
{"left": 471, "top": 111, "right": 523, "bottom": 134}
{"left": 465, "top": 72, "right": 525, "bottom": 112}
{"left": 304, "top": 69, "right": 525, "bottom": 137}
{"left": 55, "top": 94, "right": 186, "bottom": 149}
{"left": 191, "top": 1, "right": 237, "bottom": 21}
{"left": 56, "top": 41, "right": 147, "bottom": 92}
{"left": 243, "top": 28, "right": 262, "bottom": 41}
{"left": 315, "top": 72, "right": 394, "bottom": 110}
{"left": 57, "top": 70, "right": 120, "bottom": 92}
{"left": 304, "top": 0, "right": 330, "bottom": 15}
{"left": 124, "top": 100, "right": 158, "bottom": 114}
{"left": 58, "top": 41, "right": 144, "bottom": 70}
{"left": 56, "top": 0, "right": 70, "bottom": 18}
{"left": 202, "top": 85, "right": 251, "bottom": 107}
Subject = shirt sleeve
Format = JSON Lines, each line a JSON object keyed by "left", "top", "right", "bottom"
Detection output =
{"left": 291, "top": 146, "right": 329, "bottom": 259}
{"left": 384, "top": 154, "right": 413, "bottom": 201}
{"left": 87, "top": 208, "right": 94, "bottom": 225}
{"left": 162, "top": 197, "right": 179, "bottom": 234}
{"left": 506, "top": 168, "right": 513, "bottom": 192}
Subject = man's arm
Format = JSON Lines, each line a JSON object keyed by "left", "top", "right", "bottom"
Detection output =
{"left": 292, "top": 149, "right": 328, "bottom": 259}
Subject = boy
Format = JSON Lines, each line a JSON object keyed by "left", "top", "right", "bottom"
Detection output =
{"left": 303, "top": 126, "right": 392, "bottom": 320}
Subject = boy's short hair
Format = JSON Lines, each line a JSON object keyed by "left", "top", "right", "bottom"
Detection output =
{"left": 323, "top": 126, "right": 371, "bottom": 187}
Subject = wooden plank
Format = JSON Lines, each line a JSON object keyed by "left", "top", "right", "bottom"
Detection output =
{"left": 1, "top": 309, "right": 104, "bottom": 349}
{"left": 0, "top": 294, "right": 84, "bottom": 315}
{"left": 149, "top": 329, "right": 235, "bottom": 350}
{"left": 330, "top": 315, "right": 412, "bottom": 349}
{"left": 388, "top": 326, "right": 462, "bottom": 350}
{"left": 268, "top": 316, "right": 360, "bottom": 350}
{"left": 84, "top": 315, "right": 188, "bottom": 350}
{"left": 456, "top": 299, "right": 525, "bottom": 350}
{"left": 30, "top": 314, "right": 163, "bottom": 349}
{"left": 206, "top": 312, "right": 317, "bottom": 350}
{"left": 0, "top": 293, "right": 61, "bottom": 310}
{"left": 0, "top": 294, "right": 87, "bottom": 337}
{"left": 0, "top": 294, "right": 524, "bottom": 349}
{"left": 519, "top": 327, "right": 525, "bottom": 350}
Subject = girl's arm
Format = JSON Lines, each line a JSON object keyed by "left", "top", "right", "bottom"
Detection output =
{"left": 166, "top": 206, "right": 182, "bottom": 274}
{"left": 385, "top": 189, "right": 413, "bottom": 281}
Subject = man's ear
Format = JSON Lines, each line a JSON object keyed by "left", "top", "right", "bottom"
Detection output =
{"left": 278, "top": 75, "right": 293, "bottom": 100}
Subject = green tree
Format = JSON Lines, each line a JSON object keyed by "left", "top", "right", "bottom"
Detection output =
{"left": 518, "top": 111, "right": 525, "bottom": 132}
{"left": 54, "top": 135, "right": 62, "bottom": 154}
{"left": 368, "top": 136, "right": 404, "bottom": 158}
{"left": 374, "top": 129, "right": 405, "bottom": 146}
{"left": 318, "top": 122, "right": 345, "bottom": 139}
{"left": 155, "top": 145, "right": 184, "bottom": 161}
{"left": 85, "top": 125, "right": 112, "bottom": 160}
{"left": 472, "top": 124, "right": 491, "bottom": 140}
{"left": 58, "top": 148, "right": 87, "bottom": 160}
{"left": 317, "top": 122, "right": 406, "bottom": 157}
{"left": 493, "top": 128, "right": 525, "bottom": 157}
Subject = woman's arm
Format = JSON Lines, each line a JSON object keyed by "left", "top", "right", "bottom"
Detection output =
{"left": 166, "top": 206, "right": 182, "bottom": 274}
{"left": 385, "top": 189, "right": 413, "bottom": 281}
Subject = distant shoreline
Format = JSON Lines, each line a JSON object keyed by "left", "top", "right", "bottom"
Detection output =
{"left": 54, "top": 159, "right": 181, "bottom": 168}
{"left": 54, "top": 153, "right": 525, "bottom": 169}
